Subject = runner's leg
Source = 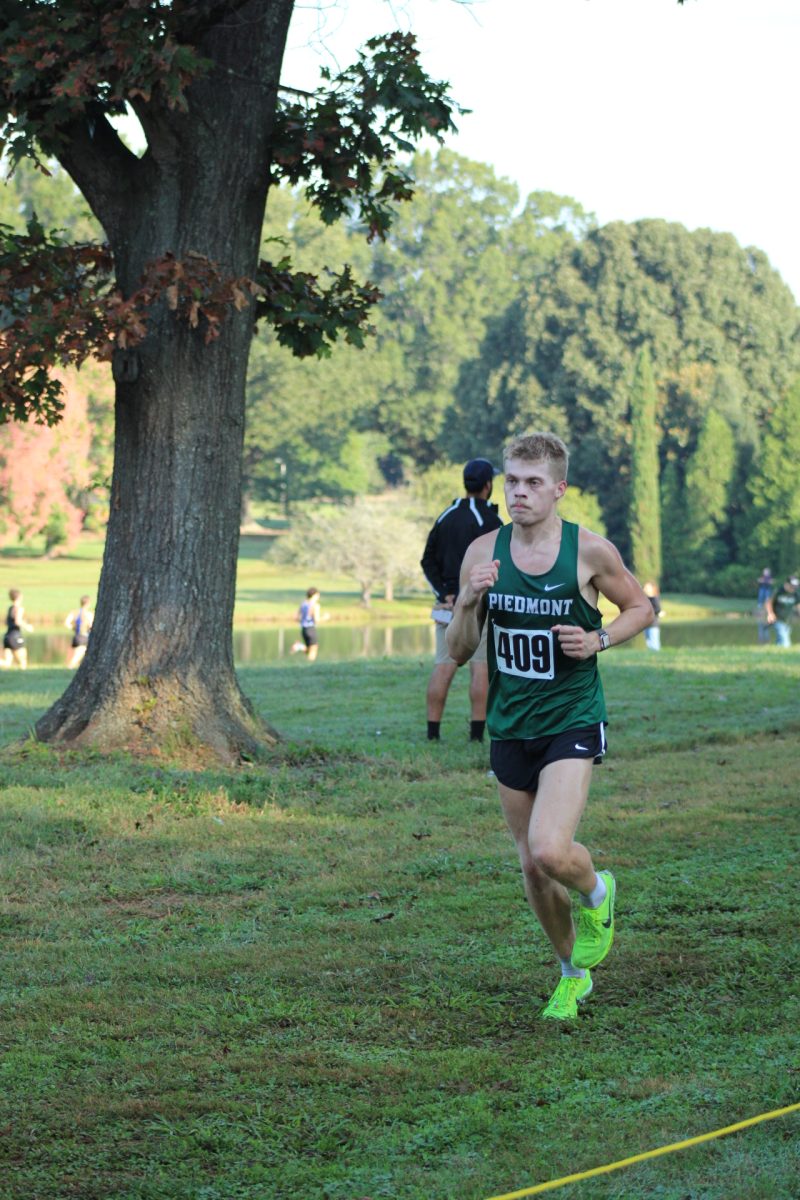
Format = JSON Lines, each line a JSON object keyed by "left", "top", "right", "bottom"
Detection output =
{"left": 498, "top": 781, "right": 576, "bottom": 961}
{"left": 426, "top": 661, "right": 458, "bottom": 722}
{"left": 528, "top": 758, "right": 597, "bottom": 896}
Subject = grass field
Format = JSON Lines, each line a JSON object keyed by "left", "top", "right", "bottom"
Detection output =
{"left": 1, "top": 535, "right": 756, "bottom": 630}
{"left": 1, "top": 646, "right": 798, "bottom": 1199}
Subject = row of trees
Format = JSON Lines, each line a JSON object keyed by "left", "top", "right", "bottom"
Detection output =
{"left": 248, "top": 163, "right": 800, "bottom": 588}
{"left": 4, "top": 147, "right": 799, "bottom": 586}
{"left": 0, "top": 0, "right": 703, "bottom": 764}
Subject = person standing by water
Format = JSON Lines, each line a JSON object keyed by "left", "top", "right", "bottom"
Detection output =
{"left": 755, "top": 568, "right": 774, "bottom": 644}
{"left": 420, "top": 458, "right": 503, "bottom": 742}
{"left": 291, "top": 588, "right": 321, "bottom": 662}
{"left": 642, "top": 581, "right": 662, "bottom": 651}
{"left": 2, "top": 588, "right": 34, "bottom": 669}
{"left": 764, "top": 575, "right": 800, "bottom": 647}
{"left": 65, "top": 595, "right": 94, "bottom": 668}
{"left": 446, "top": 431, "right": 653, "bottom": 1020}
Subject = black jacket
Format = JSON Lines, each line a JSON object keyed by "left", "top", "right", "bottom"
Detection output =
{"left": 421, "top": 497, "right": 503, "bottom": 601}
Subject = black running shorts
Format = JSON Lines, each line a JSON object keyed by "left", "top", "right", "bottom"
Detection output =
{"left": 490, "top": 723, "right": 607, "bottom": 793}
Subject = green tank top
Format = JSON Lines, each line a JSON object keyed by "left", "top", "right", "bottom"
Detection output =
{"left": 486, "top": 520, "right": 607, "bottom": 740}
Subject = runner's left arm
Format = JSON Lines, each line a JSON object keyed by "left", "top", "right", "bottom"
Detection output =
{"left": 553, "top": 534, "right": 653, "bottom": 660}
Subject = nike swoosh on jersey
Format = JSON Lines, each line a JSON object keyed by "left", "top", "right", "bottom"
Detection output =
{"left": 544, "top": 583, "right": 564, "bottom": 592}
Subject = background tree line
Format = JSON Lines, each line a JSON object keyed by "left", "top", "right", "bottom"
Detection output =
{"left": 2, "top": 149, "right": 798, "bottom": 590}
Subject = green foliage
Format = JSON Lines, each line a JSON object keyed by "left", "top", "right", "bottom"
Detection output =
{"left": 368, "top": 151, "right": 523, "bottom": 462}
{"left": 0, "top": 156, "right": 101, "bottom": 242}
{"left": 409, "top": 461, "right": 467, "bottom": 520}
{"left": 243, "top": 186, "right": 380, "bottom": 503}
{"left": 2, "top": 5, "right": 797, "bottom": 599}
{"left": 0, "top": 8, "right": 460, "bottom": 420}
{"left": 371, "top": 157, "right": 593, "bottom": 465}
{"left": 747, "top": 377, "right": 800, "bottom": 575}
{"left": 311, "top": 430, "right": 387, "bottom": 497}
{"left": 660, "top": 458, "right": 684, "bottom": 589}
{"left": 711, "top": 562, "right": 761, "bottom": 599}
{"left": 460, "top": 219, "right": 799, "bottom": 562}
{"left": 244, "top": 337, "right": 389, "bottom": 505}
{"left": 272, "top": 496, "right": 425, "bottom": 605}
{"left": 628, "top": 347, "right": 662, "bottom": 582}
{"left": 0, "top": 217, "right": 114, "bottom": 423}
{"left": 253, "top": 259, "right": 381, "bottom": 358}
{"left": 0, "top": 0, "right": 208, "bottom": 166}
{"left": 272, "top": 33, "right": 460, "bottom": 240}
{"left": 685, "top": 409, "right": 737, "bottom": 562}
{"left": 41, "top": 503, "right": 68, "bottom": 554}
{"left": 0, "top": 216, "right": 389, "bottom": 424}
{"left": 243, "top": 155, "right": 584, "bottom": 498}
{"left": 559, "top": 485, "right": 606, "bottom": 536}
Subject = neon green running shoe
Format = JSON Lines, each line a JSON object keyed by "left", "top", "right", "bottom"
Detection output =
{"left": 541, "top": 971, "right": 593, "bottom": 1020}
{"left": 572, "top": 870, "right": 616, "bottom": 969}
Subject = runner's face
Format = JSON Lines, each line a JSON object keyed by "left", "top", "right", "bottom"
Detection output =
{"left": 503, "top": 458, "right": 566, "bottom": 525}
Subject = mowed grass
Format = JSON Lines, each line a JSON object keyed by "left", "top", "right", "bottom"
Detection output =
{"left": 1, "top": 647, "right": 798, "bottom": 1200}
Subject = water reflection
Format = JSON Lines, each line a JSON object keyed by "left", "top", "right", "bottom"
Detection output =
{"left": 235, "top": 623, "right": 434, "bottom": 662}
{"left": 14, "top": 619, "right": 771, "bottom": 667}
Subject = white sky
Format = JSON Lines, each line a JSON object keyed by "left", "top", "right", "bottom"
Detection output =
{"left": 281, "top": 0, "right": 799, "bottom": 301}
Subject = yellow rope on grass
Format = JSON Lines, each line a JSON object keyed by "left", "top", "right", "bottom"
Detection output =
{"left": 483, "top": 1100, "right": 800, "bottom": 1200}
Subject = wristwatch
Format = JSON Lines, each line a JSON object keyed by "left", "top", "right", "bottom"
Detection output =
{"left": 597, "top": 629, "right": 611, "bottom": 652}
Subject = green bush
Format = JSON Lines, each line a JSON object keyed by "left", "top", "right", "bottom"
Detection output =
{"left": 42, "top": 506, "right": 69, "bottom": 555}
{"left": 707, "top": 563, "right": 758, "bottom": 599}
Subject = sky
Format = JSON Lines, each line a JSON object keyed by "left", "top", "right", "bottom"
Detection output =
{"left": 280, "top": 0, "right": 799, "bottom": 301}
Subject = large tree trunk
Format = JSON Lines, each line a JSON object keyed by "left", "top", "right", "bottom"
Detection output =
{"left": 36, "top": 0, "right": 296, "bottom": 763}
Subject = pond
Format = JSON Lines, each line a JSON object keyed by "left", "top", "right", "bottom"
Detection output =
{"left": 16, "top": 618, "right": 774, "bottom": 667}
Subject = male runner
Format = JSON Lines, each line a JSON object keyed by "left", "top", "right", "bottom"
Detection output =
{"left": 447, "top": 432, "right": 653, "bottom": 1020}
{"left": 290, "top": 587, "right": 322, "bottom": 662}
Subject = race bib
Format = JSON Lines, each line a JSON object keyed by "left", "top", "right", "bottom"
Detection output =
{"left": 493, "top": 625, "right": 555, "bottom": 680}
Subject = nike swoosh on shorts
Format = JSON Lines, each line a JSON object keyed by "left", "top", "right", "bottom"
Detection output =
{"left": 574, "top": 743, "right": 588, "bottom": 751}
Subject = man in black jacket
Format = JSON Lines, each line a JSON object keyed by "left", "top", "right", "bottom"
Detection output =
{"left": 421, "top": 458, "right": 503, "bottom": 741}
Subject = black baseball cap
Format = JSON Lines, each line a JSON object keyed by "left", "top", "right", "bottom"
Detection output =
{"left": 463, "top": 458, "right": 497, "bottom": 491}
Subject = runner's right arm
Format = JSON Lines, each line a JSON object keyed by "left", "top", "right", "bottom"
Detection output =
{"left": 446, "top": 532, "right": 500, "bottom": 664}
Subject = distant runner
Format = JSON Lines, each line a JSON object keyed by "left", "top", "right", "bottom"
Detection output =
{"left": 65, "top": 595, "right": 94, "bottom": 668}
{"left": 291, "top": 587, "right": 322, "bottom": 662}
{"left": 2, "top": 588, "right": 34, "bottom": 670}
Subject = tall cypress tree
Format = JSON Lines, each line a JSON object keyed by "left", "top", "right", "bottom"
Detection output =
{"left": 685, "top": 409, "right": 736, "bottom": 570}
{"left": 659, "top": 458, "right": 683, "bottom": 587}
{"left": 747, "top": 377, "right": 800, "bottom": 575}
{"left": 628, "top": 347, "right": 662, "bottom": 583}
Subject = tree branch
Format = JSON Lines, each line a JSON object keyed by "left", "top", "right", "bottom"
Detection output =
{"left": 55, "top": 105, "right": 142, "bottom": 243}
{"left": 173, "top": 0, "right": 260, "bottom": 42}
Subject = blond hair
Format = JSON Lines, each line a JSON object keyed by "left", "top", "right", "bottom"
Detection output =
{"left": 503, "top": 432, "right": 569, "bottom": 482}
